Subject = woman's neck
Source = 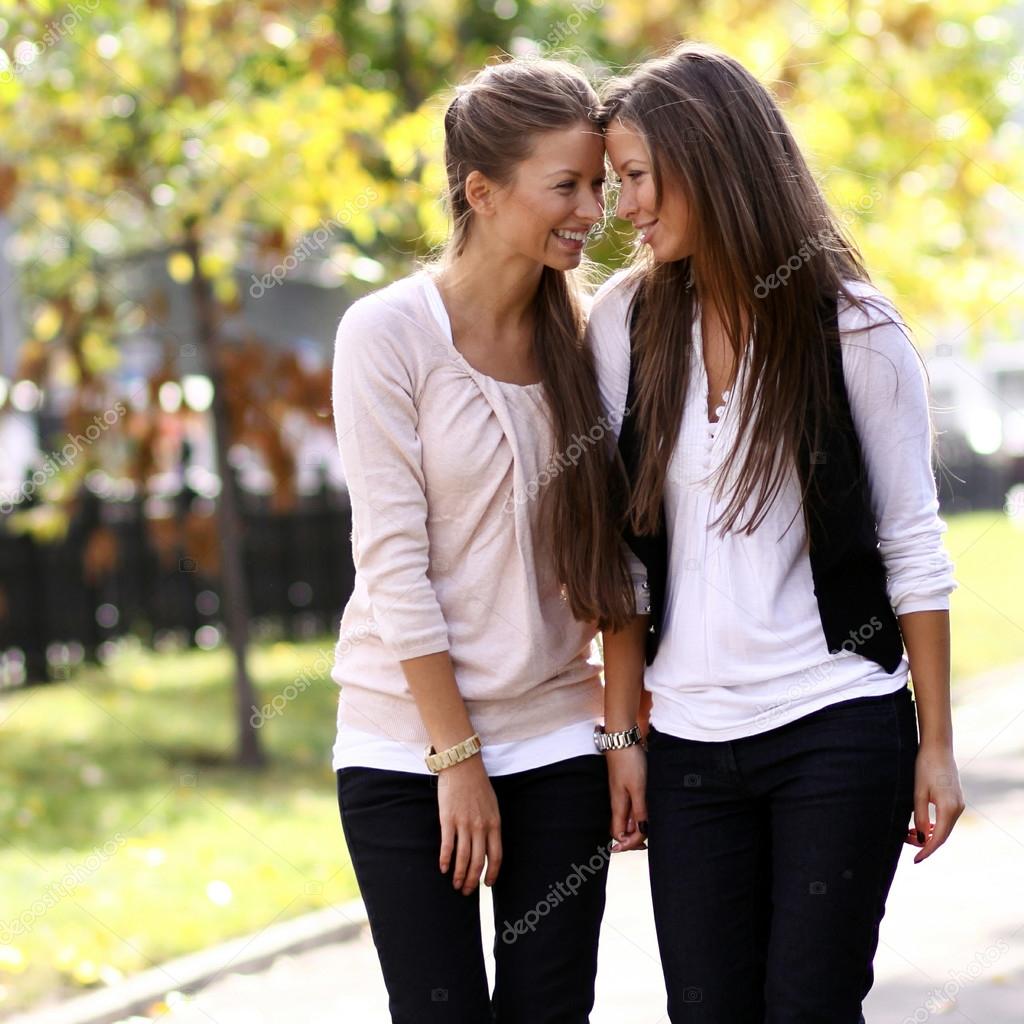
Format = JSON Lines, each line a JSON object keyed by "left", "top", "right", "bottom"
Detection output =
{"left": 436, "top": 241, "right": 543, "bottom": 338}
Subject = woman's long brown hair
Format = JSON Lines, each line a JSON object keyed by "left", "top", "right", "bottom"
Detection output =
{"left": 438, "top": 58, "right": 634, "bottom": 629}
{"left": 599, "top": 42, "right": 902, "bottom": 541}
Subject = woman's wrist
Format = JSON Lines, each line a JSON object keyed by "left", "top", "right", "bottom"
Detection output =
{"left": 605, "top": 713, "right": 641, "bottom": 733}
{"left": 918, "top": 729, "right": 955, "bottom": 750}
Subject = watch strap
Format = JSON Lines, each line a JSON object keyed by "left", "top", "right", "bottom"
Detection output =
{"left": 593, "top": 723, "right": 643, "bottom": 752}
{"left": 424, "top": 733, "right": 482, "bottom": 773}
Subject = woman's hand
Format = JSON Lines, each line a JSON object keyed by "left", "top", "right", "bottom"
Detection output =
{"left": 608, "top": 745, "right": 648, "bottom": 852}
{"left": 437, "top": 755, "right": 502, "bottom": 894}
{"left": 905, "top": 740, "right": 965, "bottom": 864}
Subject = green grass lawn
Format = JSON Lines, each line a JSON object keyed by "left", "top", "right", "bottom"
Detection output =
{"left": 944, "top": 510, "right": 1024, "bottom": 683}
{"left": 0, "top": 510, "right": 1019, "bottom": 1016}
{"left": 0, "top": 638, "right": 357, "bottom": 1017}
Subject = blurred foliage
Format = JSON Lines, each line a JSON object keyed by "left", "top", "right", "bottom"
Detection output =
{"left": 1, "top": 0, "right": 1022, "bottom": 393}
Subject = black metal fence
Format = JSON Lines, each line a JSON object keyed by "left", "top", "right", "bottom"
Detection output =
{"left": 0, "top": 489, "right": 355, "bottom": 685}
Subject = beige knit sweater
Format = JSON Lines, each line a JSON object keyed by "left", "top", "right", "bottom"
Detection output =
{"left": 329, "top": 271, "right": 602, "bottom": 746}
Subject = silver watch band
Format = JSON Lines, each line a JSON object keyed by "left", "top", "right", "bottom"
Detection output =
{"left": 593, "top": 723, "right": 642, "bottom": 752}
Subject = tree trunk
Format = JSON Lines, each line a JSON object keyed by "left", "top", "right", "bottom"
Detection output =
{"left": 183, "top": 221, "right": 266, "bottom": 769}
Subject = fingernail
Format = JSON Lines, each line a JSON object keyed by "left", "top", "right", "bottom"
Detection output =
{"left": 916, "top": 830, "right": 925, "bottom": 844}
{"left": 638, "top": 820, "right": 648, "bottom": 835}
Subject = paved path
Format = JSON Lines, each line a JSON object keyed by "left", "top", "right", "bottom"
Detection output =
{"left": 140, "top": 664, "right": 1024, "bottom": 1023}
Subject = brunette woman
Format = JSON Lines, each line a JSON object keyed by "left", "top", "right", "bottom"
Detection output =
{"left": 589, "top": 42, "right": 965, "bottom": 1023}
{"left": 331, "top": 58, "right": 632, "bottom": 1024}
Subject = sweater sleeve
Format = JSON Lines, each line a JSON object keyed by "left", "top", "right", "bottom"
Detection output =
{"left": 331, "top": 298, "right": 451, "bottom": 659}
{"left": 839, "top": 287, "right": 957, "bottom": 615}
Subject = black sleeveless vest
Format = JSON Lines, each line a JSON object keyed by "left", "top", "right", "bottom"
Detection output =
{"left": 616, "top": 293, "right": 904, "bottom": 673}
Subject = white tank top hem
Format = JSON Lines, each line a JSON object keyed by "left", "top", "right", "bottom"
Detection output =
{"left": 333, "top": 718, "right": 600, "bottom": 775}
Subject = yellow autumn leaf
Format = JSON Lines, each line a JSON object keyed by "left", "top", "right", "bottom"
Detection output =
{"left": 167, "top": 252, "right": 195, "bottom": 284}
{"left": 34, "top": 305, "right": 61, "bottom": 342}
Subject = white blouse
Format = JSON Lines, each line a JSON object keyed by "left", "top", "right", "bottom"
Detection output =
{"left": 332, "top": 273, "right": 599, "bottom": 774}
{"left": 587, "top": 271, "right": 957, "bottom": 742}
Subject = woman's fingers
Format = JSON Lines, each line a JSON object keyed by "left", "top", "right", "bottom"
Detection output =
{"left": 610, "top": 787, "right": 631, "bottom": 843}
{"left": 911, "top": 790, "right": 932, "bottom": 853}
{"left": 611, "top": 796, "right": 647, "bottom": 852}
{"left": 483, "top": 825, "right": 502, "bottom": 887}
{"left": 913, "top": 791, "right": 965, "bottom": 864}
{"left": 439, "top": 818, "right": 455, "bottom": 874}
{"left": 461, "top": 825, "right": 487, "bottom": 895}
{"left": 904, "top": 823, "right": 934, "bottom": 846}
{"left": 452, "top": 822, "right": 472, "bottom": 890}
{"left": 631, "top": 785, "right": 649, "bottom": 838}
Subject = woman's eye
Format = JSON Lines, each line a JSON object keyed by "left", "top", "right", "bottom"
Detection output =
{"left": 628, "top": 171, "right": 644, "bottom": 180}
{"left": 557, "top": 181, "right": 575, "bottom": 191}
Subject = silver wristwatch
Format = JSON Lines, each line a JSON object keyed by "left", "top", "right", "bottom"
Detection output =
{"left": 593, "top": 723, "right": 643, "bottom": 752}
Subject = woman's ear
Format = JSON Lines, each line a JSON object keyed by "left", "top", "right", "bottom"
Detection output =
{"left": 464, "top": 169, "right": 496, "bottom": 216}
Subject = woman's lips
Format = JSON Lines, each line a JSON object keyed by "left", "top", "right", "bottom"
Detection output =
{"left": 636, "top": 219, "right": 658, "bottom": 244}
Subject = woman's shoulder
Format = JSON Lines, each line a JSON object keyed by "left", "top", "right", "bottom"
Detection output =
{"left": 336, "top": 272, "right": 431, "bottom": 338}
{"left": 835, "top": 279, "right": 922, "bottom": 385}
{"left": 333, "top": 272, "right": 441, "bottom": 374}
{"left": 836, "top": 278, "right": 907, "bottom": 336}
{"left": 585, "top": 267, "right": 641, "bottom": 337}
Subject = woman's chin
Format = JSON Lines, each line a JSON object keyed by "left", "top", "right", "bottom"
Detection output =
{"left": 544, "top": 252, "right": 584, "bottom": 271}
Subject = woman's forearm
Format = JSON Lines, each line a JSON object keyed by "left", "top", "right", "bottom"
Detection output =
{"left": 899, "top": 609, "right": 952, "bottom": 746}
{"left": 400, "top": 651, "right": 478, "bottom": 751}
{"left": 602, "top": 614, "right": 650, "bottom": 731}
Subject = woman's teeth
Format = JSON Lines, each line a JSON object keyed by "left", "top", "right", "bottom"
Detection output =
{"left": 637, "top": 221, "right": 657, "bottom": 241}
{"left": 553, "top": 229, "right": 588, "bottom": 242}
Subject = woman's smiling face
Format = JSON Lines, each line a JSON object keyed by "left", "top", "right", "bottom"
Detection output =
{"left": 604, "top": 117, "right": 694, "bottom": 262}
{"left": 474, "top": 122, "right": 606, "bottom": 270}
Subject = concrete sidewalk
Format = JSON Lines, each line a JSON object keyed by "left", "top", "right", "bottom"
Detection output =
{"left": 20, "top": 663, "right": 1024, "bottom": 1024}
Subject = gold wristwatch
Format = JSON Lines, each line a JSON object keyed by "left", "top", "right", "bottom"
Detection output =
{"left": 424, "top": 733, "right": 482, "bottom": 773}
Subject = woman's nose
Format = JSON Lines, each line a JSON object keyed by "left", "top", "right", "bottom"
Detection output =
{"left": 579, "top": 188, "right": 603, "bottom": 225}
{"left": 615, "top": 186, "right": 634, "bottom": 221}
